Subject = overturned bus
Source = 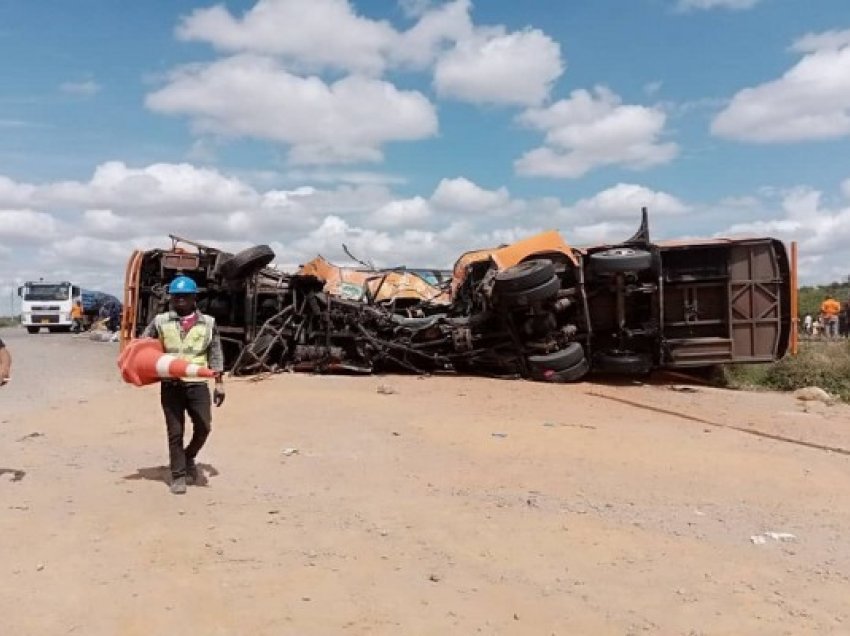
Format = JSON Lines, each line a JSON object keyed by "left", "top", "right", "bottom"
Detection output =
{"left": 121, "top": 210, "right": 795, "bottom": 383}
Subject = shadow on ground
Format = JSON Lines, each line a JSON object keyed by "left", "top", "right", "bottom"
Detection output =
{"left": 123, "top": 463, "right": 219, "bottom": 487}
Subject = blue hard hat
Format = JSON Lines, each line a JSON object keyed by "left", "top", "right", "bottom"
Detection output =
{"left": 168, "top": 275, "right": 198, "bottom": 294}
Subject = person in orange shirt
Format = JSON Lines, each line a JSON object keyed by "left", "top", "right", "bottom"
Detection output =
{"left": 71, "top": 300, "right": 84, "bottom": 333}
{"left": 820, "top": 295, "right": 841, "bottom": 338}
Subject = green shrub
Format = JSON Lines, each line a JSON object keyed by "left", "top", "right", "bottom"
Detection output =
{"left": 721, "top": 340, "right": 850, "bottom": 402}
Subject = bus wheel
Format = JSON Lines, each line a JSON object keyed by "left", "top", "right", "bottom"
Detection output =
{"left": 26, "top": 326, "right": 39, "bottom": 334}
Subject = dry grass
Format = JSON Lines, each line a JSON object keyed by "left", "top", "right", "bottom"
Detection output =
{"left": 721, "top": 339, "right": 850, "bottom": 402}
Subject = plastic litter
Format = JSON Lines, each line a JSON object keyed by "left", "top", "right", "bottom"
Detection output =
{"left": 750, "top": 531, "right": 797, "bottom": 545}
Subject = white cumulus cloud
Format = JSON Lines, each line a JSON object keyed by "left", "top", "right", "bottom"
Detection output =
{"left": 368, "top": 196, "right": 432, "bottom": 228}
{"left": 431, "top": 177, "right": 510, "bottom": 213}
{"left": 433, "top": 27, "right": 563, "bottom": 106}
{"left": 177, "top": 0, "right": 397, "bottom": 75}
{"left": 712, "top": 29, "right": 850, "bottom": 142}
{"left": 570, "top": 221, "right": 635, "bottom": 246}
{"left": 146, "top": 55, "right": 438, "bottom": 165}
{"left": 718, "top": 183, "right": 850, "bottom": 282}
{"left": 791, "top": 29, "right": 850, "bottom": 54}
{"left": 398, "top": 0, "right": 434, "bottom": 18}
{"left": 157, "top": 1, "right": 568, "bottom": 164}
{"left": 563, "top": 183, "right": 688, "bottom": 222}
{"left": 392, "top": 0, "right": 473, "bottom": 69}
{"left": 515, "top": 87, "right": 678, "bottom": 178}
{"left": 41, "top": 161, "right": 258, "bottom": 214}
{"left": 0, "top": 176, "right": 37, "bottom": 207}
{"left": 0, "top": 210, "right": 60, "bottom": 242}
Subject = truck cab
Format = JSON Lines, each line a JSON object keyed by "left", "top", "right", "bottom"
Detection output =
{"left": 18, "top": 281, "right": 121, "bottom": 334}
{"left": 18, "top": 281, "right": 78, "bottom": 333}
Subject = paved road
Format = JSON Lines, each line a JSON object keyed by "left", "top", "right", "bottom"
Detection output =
{"left": 0, "top": 326, "right": 124, "bottom": 419}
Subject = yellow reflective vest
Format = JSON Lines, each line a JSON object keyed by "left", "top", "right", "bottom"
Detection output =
{"left": 153, "top": 312, "right": 215, "bottom": 382}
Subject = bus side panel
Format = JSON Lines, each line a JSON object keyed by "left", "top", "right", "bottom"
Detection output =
{"left": 728, "top": 239, "right": 790, "bottom": 362}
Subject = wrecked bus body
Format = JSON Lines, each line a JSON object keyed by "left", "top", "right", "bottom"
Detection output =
{"left": 121, "top": 210, "right": 793, "bottom": 382}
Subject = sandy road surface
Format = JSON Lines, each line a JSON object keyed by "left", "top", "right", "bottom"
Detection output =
{"left": 2, "top": 334, "right": 850, "bottom": 634}
{"left": 0, "top": 326, "right": 123, "bottom": 417}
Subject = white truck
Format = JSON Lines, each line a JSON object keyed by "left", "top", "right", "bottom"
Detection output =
{"left": 18, "top": 280, "right": 119, "bottom": 334}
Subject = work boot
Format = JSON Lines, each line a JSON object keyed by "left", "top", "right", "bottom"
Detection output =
{"left": 170, "top": 476, "right": 187, "bottom": 495}
{"left": 186, "top": 462, "right": 199, "bottom": 486}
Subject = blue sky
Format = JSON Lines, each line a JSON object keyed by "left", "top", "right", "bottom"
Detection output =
{"left": 1, "top": 0, "right": 849, "bottom": 301}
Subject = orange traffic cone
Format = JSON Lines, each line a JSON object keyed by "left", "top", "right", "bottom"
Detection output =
{"left": 117, "top": 338, "right": 215, "bottom": 387}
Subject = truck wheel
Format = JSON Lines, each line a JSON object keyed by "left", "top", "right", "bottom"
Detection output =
{"left": 496, "top": 276, "right": 560, "bottom": 308}
{"left": 494, "top": 259, "right": 555, "bottom": 293}
{"left": 527, "top": 342, "right": 585, "bottom": 373}
{"left": 589, "top": 248, "right": 652, "bottom": 274}
{"left": 594, "top": 350, "right": 652, "bottom": 375}
{"left": 26, "top": 326, "right": 39, "bottom": 334}
{"left": 533, "top": 356, "right": 589, "bottom": 383}
{"left": 218, "top": 245, "right": 275, "bottom": 281}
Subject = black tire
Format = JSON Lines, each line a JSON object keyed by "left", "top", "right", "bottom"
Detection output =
{"left": 219, "top": 245, "right": 275, "bottom": 281}
{"left": 26, "top": 326, "right": 39, "bottom": 334}
{"left": 533, "top": 356, "right": 589, "bottom": 383}
{"left": 494, "top": 259, "right": 555, "bottom": 293}
{"left": 496, "top": 276, "right": 560, "bottom": 308}
{"left": 594, "top": 350, "right": 652, "bottom": 375}
{"left": 527, "top": 342, "right": 585, "bottom": 373}
{"left": 589, "top": 248, "right": 652, "bottom": 274}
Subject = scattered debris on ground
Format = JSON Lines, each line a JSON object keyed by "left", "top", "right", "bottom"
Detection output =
{"left": 793, "top": 386, "right": 833, "bottom": 403}
{"left": 750, "top": 532, "right": 798, "bottom": 545}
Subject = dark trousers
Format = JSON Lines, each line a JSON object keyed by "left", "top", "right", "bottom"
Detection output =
{"left": 160, "top": 381, "right": 212, "bottom": 480}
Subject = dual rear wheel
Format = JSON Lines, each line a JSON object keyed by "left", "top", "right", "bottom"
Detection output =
{"left": 492, "top": 260, "right": 560, "bottom": 309}
{"left": 492, "top": 261, "right": 589, "bottom": 383}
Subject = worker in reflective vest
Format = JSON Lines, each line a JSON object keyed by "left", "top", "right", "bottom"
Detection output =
{"left": 142, "top": 275, "right": 225, "bottom": 495}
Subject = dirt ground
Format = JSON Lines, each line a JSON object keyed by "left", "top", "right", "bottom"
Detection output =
{"left": 2, "top": 327, "right": 850, "bottom": 635}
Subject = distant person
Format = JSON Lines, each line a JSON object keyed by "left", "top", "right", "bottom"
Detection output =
{"left": 98, "top": 301, "right": 109, "bottom": 321}
{"left": 71, "top": 301, "right": 84, "bottom": 333}
{"left": 820, "top": 295, "right": 841, "bottom": 338}
{"left": 803, "top": 313, "right": 813, "bottom": 335}
{"left": 107, "top": 301, "right": 121, "bottom": 333}
{"left": 141, "top": 276, "right": 225, "bottom": 495}
{"left": 0, "top": 335, "right": 10, "bottom": 386}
